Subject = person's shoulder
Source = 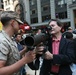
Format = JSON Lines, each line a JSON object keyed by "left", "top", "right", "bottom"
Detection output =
{"left": 62, "top": 37, "right": 73, "bottom": 43}
{"left": 0, "top": 33, "right": 6, "bottom": 41}
{"left": 0, "top": 33, "right": 10, "bottom": 47}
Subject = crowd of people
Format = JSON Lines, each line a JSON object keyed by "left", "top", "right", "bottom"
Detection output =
{"left": 0, "top": 10, "right": 76, "bottom": 75}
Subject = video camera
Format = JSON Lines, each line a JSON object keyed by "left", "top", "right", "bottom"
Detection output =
{"left": 20, "top": 26, "right": 52, "bottom": 47}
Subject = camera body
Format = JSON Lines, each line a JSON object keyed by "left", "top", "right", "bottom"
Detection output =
{"left": 20, "top": 26, "right": 52, "bottom": 47}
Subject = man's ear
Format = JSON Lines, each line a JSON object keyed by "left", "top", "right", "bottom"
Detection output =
{"left": 61, "top": 26, "right": 64, "bottom": 33}
{"left": 10, "top": 20, "right": 15, "bottom": 27}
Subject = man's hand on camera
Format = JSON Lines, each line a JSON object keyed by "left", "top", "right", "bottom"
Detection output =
{"left": 23, "top": 51, "right": 36, "bottom": 63}
{"left": 44, "top": 51, "right": 53, "bottom": 60}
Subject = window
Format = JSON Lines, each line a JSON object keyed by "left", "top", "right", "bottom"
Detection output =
{"left": 43, "top": 6, "right": 48, "bottom": 11}
{"left": 30, "top": 0, "right": 35, "bottom": 5}
{"left": 72, "top": 0, "right": 76, "bottom": 3}
{"left": 31, "top": 9, "right": 36, "bottom": 14}
{"left": 64, "top": 0, "right": 67, "bottom": 3}
{"left": 31, "top": 17, "right": 38, "bottom": 24}
{"left": 42, "top": 15, "right": 51, "bottom": 22}
{"left": 73, "top": 0, "right": 76, "bottom": 1}
{"left": 58, "top": 0, "right": 66, "bottom": 7}
{"left": 8, "top": 0, "right": 10, "bottom": 5}
{"left": 73, "top": 10, "right": 76, "bottom": 18}
{"left": 1, "top": 5, "right": 4, "bottom": 9}
{"left": 5, "top": 1, "right": 7, "bottom": 6}
{"left": 56, "top": 11, "right": 67, "bottom": 19}
{"left": 13, "top": 0, "right": 16, "bottom": 3}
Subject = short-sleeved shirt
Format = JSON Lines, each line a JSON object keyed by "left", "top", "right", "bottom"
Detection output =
{"left": 0, "top": 30, "right": 20, "bottom": 75}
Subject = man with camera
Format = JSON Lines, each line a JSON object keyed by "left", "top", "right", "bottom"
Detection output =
{"left": 0, "top": 11, "right": 35, "bottom": 75}
{"left": 29, "top": 19, "right": 75, "bottom": 75}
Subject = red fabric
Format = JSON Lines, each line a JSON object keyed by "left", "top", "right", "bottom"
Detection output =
{"left": 51, "top": 65, "right": 59, "bottom": 73}
{"left": 50, "top": 36, "right": 61, "bottom": 73}
{"left": 52, "top": 40, "right": 60, "bottom": 54}
{"left": 52, "top": 36, "right": 61, "bottom": 54}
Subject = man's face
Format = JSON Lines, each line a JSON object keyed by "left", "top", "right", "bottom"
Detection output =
{"left": 49, "top": 21, "right": 62, "bottom": 35}
{"left": 11, "top": 20, "right": 20, "bottom": 34}
{"left": 16, "top": 34, "right": 22, "bottom": 42}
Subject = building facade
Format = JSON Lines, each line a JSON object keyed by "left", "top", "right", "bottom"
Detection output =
{"left": 0, "top": 0, "right": 4, "bottom": 19}
{"left": 3, "top": 0, "right": 19, "bottom": 11}
{"left": 19, "top": 0, "right": 76, "bottom": 30}
{"left": 0, "top": 0, "right": 4, "bottom": 10}
{"left": 0, "top": 0, "right": 4, "bottom": 31}
{"left": 0, "top": 0, "right": 4, "bottom": 13}
{"left": 3, "top": 0, "right": 24, "bottom": 21}
{"left": 3, "top": 0, "right": 76, "bottom": 30}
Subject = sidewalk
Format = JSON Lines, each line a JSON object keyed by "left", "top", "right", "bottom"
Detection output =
{"left": 25, "top": 64, "right": 40, "bottom": 75}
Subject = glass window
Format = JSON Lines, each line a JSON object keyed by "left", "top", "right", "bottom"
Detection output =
{"left": 61, "top": 0, "right": 64, "bottom": 4}
{"left": 5, "top": 1, "right": 7, "bottom": 6}
{"left": 43, "top": 6, "right": 48, "bottom": 11}
{"left": 73, "top": 10, "right": 76, "bottom": 18}
{"left": 42, "top": 15, "right": 51, "bottom": 22}
{"left": 13, "top": 0, "right": 16, "bottom": 3}
{"left": 1, "top": 5, "right": 4, "bottom": 9}
{"left": 57, "top": 0, "right": 66, "bottom": 7}
{"left": 72, "top": 0, "right": 76, "bottom": 3}
{"left": 56, "top": 11, "right": 67, "bottom": 19}
{"left": 31, "top": 17, "right": 38, "bottom": 24}
{"left": 64, "top": 0, "right": 67, "bottom": 3}
{"left": 31, "top": 9, "right": 36, "bottom": 14}
{"left": 73, "top": 0, "right": 76, "bottom": 1}
{"left": 8, "top": 0, "right": 10, "bottom": 5}
{"left": 30, "top": 0, "right": 35, "bottom": 5}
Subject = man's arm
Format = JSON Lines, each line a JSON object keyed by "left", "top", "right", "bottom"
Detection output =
{"left": 0, "top": 51, "right": 35, "bottom": 75}
{"left": 45, "top": 40, "right": 75, "bottom": 65}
